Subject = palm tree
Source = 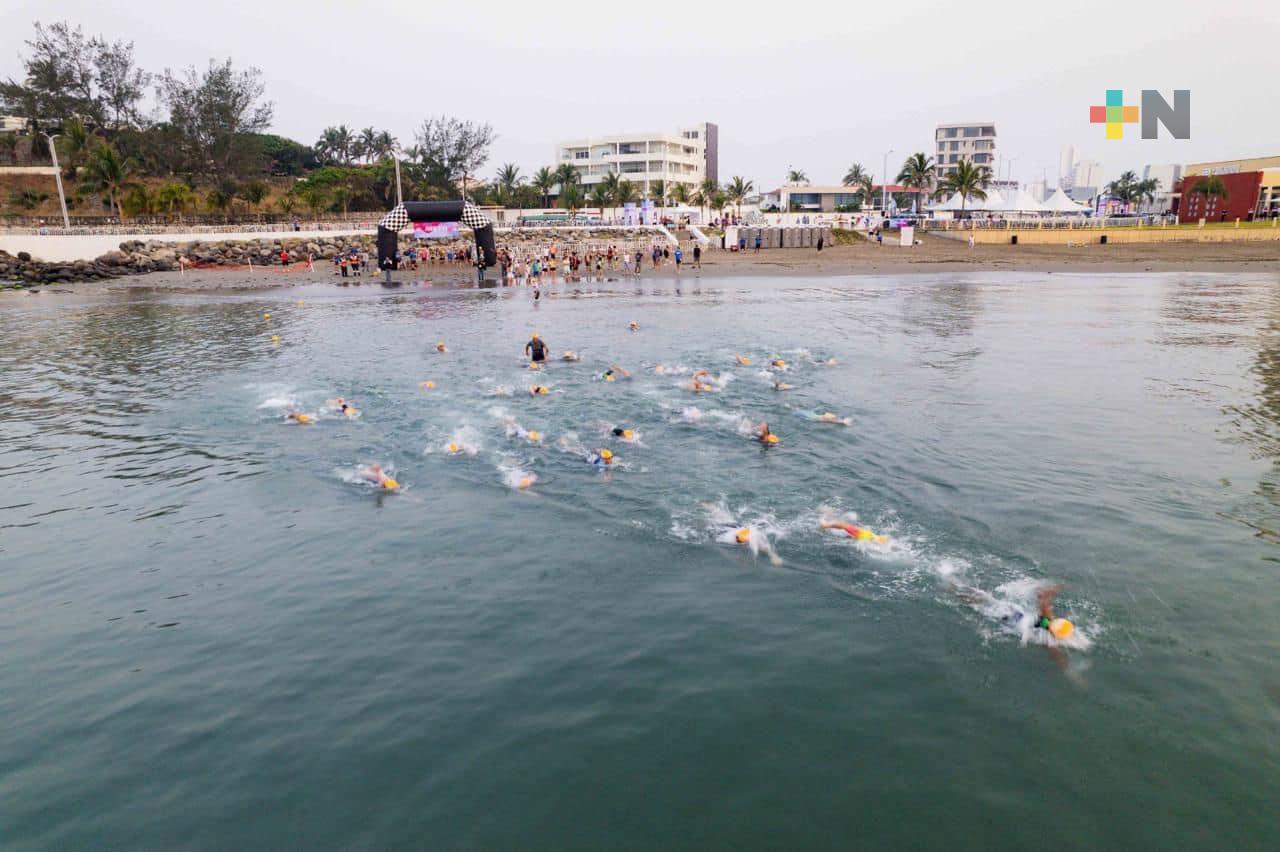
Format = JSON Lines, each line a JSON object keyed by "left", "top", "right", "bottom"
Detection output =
{"left": 532, "top": 166, "right": 556, "bottom": 208}
{"left": 842, "top": 163, "right": 871, "bottom": 187}
{"left": 559, "top": 182, "right": 583, "bottom": 213}
{"left": 726, "top": 176, "right": 754, "bottom": 218}
{"left": 277, "top": 192, "right": 298, "bottom": 215}
{"left": 205, "top": 186, "right": 235, "bottom": 217}
{"left": 600, "top": 172, "right": 622, "bottom": 219}
{"left": 712, "top": 190, "right": 729, "bottom": 222}
{"left": 1134, "top": 177, "right": 1160, "bottom": 211}
{"left": 357, "top": 127, "right": 378, "bottom": 164}
{"left": 938, "top": 160, "right": 990, "bottom": 216}
{"left": 155, "top": 181, "right": 194, "bottom": 219}
{"left": 615, "top": 179, "right": 638, "bottom": 221}
{"left": 59, "top": 118, "right": 95, "bottom": 179}
{"left": 858, "top": 175, "right": 876, "bottom": 210}
{"left": 896, "top": 153, "right": 936, "bottom": 213}
{"left": 514, "top": 184, "right": 540, "bottom": 209}
{"left": 81, "top": 143, "right": 136, "bottom": 218}
{"left": 495, "top": 163, "right": 522, "bottom": 193}
{"left": 649, "top": 179, "right": 667, "bottom": 212}
{"left": 554, "top": 162, "right": 579, "bottom": 197}
{"left": 1188, "top": 175, "right": 1229, "bottom": 217}
{"left": 698, "top": 177, "right": 719, "bottom": 222}
{"left": 668, "top": 182, "right": 690, "bottom": 212}
{"left": 374, "top": 131, "right": 397, "bottom": 161}
{"left": 786, "top": 169, "right": 808, "bottom": 185}
{"left": 587, "top": 184, "right": 612, "bottom": 217}
{"left": 122, "top": 185, "right": 155, "bottom": 218}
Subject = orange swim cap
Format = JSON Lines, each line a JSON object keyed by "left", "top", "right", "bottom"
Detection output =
{"left": 263, "top": 313, "right": 271, "bottom": 320}
{"left": 600, "top": 448, "right": 614, "bottom": 461}
{"left": 528, "top": 431, "right": 540, "bottom": 442}
{"left": 271, "top": 335, "right": 280, "bottom": 342}
{"left": 735, "top": 528, "right": 751, "bottom": 543}
{"left": 765, "top": 433, "right": 780, "bottom": 444}
{"left": 447, "top": 442, "right": 460, "bottom": 454}
{"left": 622, "top": 429, "right": 634, "bottom": 439}
{"left": 382, "top": 478, "right": 399, "bottom": 490}
{"left": 1049, "top": 618, "right": 1074, "bottom": 640}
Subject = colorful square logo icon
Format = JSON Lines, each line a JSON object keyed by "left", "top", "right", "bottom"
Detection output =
{"left": 1091, "top": 90, "right": 1140, "bottom": 139}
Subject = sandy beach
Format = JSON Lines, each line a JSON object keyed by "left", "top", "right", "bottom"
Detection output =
{"left": 7, "top": 235, "right": 1276, "bottom": 293}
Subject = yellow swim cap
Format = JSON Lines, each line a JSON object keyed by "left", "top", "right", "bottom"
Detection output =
{"left": 531, "top": 332, "right": 539, "bottom": 339}
{"left": 529, "top": 362, "right": 540, "bottom": 370}
{"left": 605, "top": 374, "right": 615, "bottom": 382}
{"left": 271, "top": 335, "right": 280, "bottom": 342}
{"left": 735, "top": 528, "right": 751, "bottom": 544}
{"left": 600, "top": 448, "right": 613, "bottom": 461}
{"left": 518, "top": 476, "right": 534, "bottom": 489}
{"left": 382, "top": 478, "right": 399, "bottom": 490}
{"left": 737, "top": 356, "right": 751, "bottom": 365}
{"left": 263, "top": 313, "right": 271, "bottom": 319}
{"left": 447, "top": 442, "right": 460, "bottom": 453}
{"left": 765, "top": 433, "right": 780, "bottom": 444}
{"left": 622, "top": 429, "right": 634, "bottom": 439}
{"left": 436, "top": 341, "right": 446, "bottom": 350}
{"left": 528, "top": 431, "right": 540, "bottom": 442}
{"left": 1049, "top": 618, "right": 1074, "bottom": 640}
{"left": 345, "top": 407, "right": 360, "bottom": 416}
{"left": 296, "top": 414, "right": 312, "bottom": 424}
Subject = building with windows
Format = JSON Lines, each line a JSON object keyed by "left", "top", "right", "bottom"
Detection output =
{"left": 1177, "top": 155, "right": 1280, "bottom": 222}
{"left": 1141, "top": 163, "right": 1183, "bottom": 212}
{"left": 554, "top": 123, "right": 718, "bottom": 198}
{"left": 760, "top": 184, "right": 925, "bottom": 213}
{"left": 935, "top": 122, "right": 997, "bottom": 182}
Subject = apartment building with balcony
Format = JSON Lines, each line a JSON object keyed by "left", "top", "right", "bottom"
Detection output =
{"left": 555, "top": 122, "right": 718, "bottom": 197}
{"left": 935, "top": 122, "right": 997, "bottom": 182}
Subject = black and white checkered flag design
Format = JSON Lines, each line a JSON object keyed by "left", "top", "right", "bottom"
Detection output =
{"left": 379, "top": 202, "right": 490, "bottom": 231}
{"left": 460, "top": 202, "right": 490, "bottom": 230}
{"left": 379, "top": 203, "right": 410, "bottom": 231}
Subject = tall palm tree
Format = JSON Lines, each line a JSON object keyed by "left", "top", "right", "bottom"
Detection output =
{"left": 81, "top": 143, "right": 136, "bottom": 218}
{"left": 726, "top": 176, "right": 754, "bottom": 218}
{"left": 668, "top": 182, "right": 690, "bottom": 208}
{"left": 554, "top": 162, "right": 579, "bottom": 196}
{"left": 858, "top": 175, "right": 876, "bottom": 210}
{"left": 649, "top": 179, "right": 667, "bottom": 212}
{"left": 615, "top": 179, "right": 638, "bottom": 221}
{"left": 699, "top": 177, "right": 719, "bottom": 222}
{"left": 357, "top": 127, "right": 379, "bottom": 164}
{"left": 842, "top": 163, "right": 871, "bottom": 187}
{"left": 587, "top": 184, "right": 612, "bottom": 217}
{"left": 495, "top": 162, "right": 522, "bottom": 193}
{"left": 786, "top": 169, "right": 808, "bottom": 185}
{"left": 938, "top": 160, "right": 990, "bottom": 216}
{"left": 896, "top": 153, "right": 936, "bottom": 213}
{"left": 559, "top": 182, "right": 583, "bottom": 212}
{"left": 532, "top": 166, "right": 556, "bottom": 208}
{"left": 59, "top": 118, "right": 95, "bottom": 178}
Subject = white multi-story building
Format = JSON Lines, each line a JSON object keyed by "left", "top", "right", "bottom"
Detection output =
{"left": 555, "top": 122, "right": 718, "bottom": 197}
{"left": 935, "top": 122, "right": 997, "bottom": 182}
{"left": 1142, "top": 163, "right": 1183, "bottom": 212}
{"left": 1069, "top": 159, "right": 1104, "bottom": 202}
{"left": 1059, "top": 144, "right": 1077, "bottom": 189}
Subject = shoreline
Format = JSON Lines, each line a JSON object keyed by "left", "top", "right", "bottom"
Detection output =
{"left": 5, "top": 239, "right": 1279, "bottom": 293}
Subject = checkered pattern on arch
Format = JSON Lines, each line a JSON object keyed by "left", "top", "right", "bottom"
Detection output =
{"left": 378, "top": 202, "right": 491, "bottom": 231}
{"left": 379, "top": 203, "right": 410, "bottom": 231}
{"left": 460, "top": 202, "right": 490, "bottom": 230}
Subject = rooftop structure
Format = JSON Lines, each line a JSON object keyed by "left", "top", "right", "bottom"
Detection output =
{"left": 555, "top": 123, "right": 718, "bottom": 197}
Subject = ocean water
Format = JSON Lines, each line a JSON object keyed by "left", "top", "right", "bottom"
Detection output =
{"left": 2, "top": 271, "right": 1278, "bottom": 848}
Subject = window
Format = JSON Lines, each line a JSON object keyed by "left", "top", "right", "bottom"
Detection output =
{"left": 982, "top": 126, "right": 995, "bottom": 136}
{"left": 574, "top": 150, "right": 589, "bottom": 159}
{"left": 973, "top": 153, "right": 990, "bottom": 164}
{"left": 944, "top": 127, "right": 958, "bottom": 138}
{"left": 963, "top": 126, "right": 979, "bottom": 137}
{"left": 949, "top": 154, "right": 959, "bottom": 163}
{"left": 950, "top": 141, "right": 959, "bottom": 151}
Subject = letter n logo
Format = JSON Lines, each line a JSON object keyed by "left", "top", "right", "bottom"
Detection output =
{"left": 1140, "top": 90, "right": 1190, "bottom": 139}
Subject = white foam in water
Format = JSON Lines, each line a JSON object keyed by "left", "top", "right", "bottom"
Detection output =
{"left": 680, "top": 406, "right": 704, "bottom": 423}
{"left": 428, "top": 426, "right": 481, "bottom": 457}
{"left": 495, "top": 454, "right": 537, "bottom": 491}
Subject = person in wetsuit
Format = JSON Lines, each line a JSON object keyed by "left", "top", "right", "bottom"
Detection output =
{"left": 525, "top": 333, "right": 548, "bottom": 363}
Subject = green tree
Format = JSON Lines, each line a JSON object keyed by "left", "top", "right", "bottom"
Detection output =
{"left": 532, "top": 166, "right": 556, "bottom": 208}
{"left": 356, "top": 127, "right": 378, "bottom": 163}
{"left": 668, "top": 182, "right": 690, "bottom": 207}
{"left": 121, "top": 184, "right": 155, "bottom": 217}
{"left": 58, "top": 117, "right": 96, "bottom": 178}
{"left": 937, "top": 160, "right": 990, "bottom": 216}
{"left": 238, "top": 180, "right": 269, "bottom": 214}
{"left": 699, "top": 176, "right": 719, "bottom": 221}
{"left": 495, "top": 162, "right": 522, "bottom": 193}
{"left": 559, "top": 182, "right": 584, "bottom": 211}
{"left": 786, "top": 169, "right": 808, "bottom": 184}
{"left": 896, "top": 153, "right": 936, "bottom": 213}
{"left": 842, "top": 163, "right": 871, "bottom": 187}
{"left": 554, "top": 162, "right": 579, "bottom": 196}
{"left": 726, "top": 175, "right": 753, "bottom": 218}
{"left": 587, "top": 184, "right": 612, "bottom": 216}
{"left": 514, "top": 184, "right": 540, "bottom": 209}
{"left": 155, "top": 181, "right": 194, "bottom": 218}
{"left": 649, "top": 179, "right": 667, "bottom": 211}
{"left": 94, "top": 35, "right": 150, "bottom": 128}
{"left": 315, "top": 125, "right": 354, "bottom": 166}
{"left": 413, "top": 115, "right": 495, "bottom": 198}
{"left": 205, "top": 185, "right": 234, "bottom": 216}
{"left": 0, "top": 22, "right": 101, "bottom": 131}
{"left": 156, "top": 58, "right": 274, "bottom": 180}
{"left": 80, "top": 142, "right": 135, "bottom": 218}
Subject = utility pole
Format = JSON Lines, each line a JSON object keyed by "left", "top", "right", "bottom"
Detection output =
{"left": 881, "top": 149, "right": 894, "bottom": 213}
{"left": 42, "top": 133, "right": 70, "bottom": 228}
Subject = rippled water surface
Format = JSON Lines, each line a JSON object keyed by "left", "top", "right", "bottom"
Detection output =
{"left": 3, "top": 271, "right": 1279, "bottom": 848}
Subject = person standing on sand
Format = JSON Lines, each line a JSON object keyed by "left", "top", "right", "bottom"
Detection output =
{"left": 693, "top": 243, "right": 702, "bottom": 268}
{"left": 817, "top": 233, "right": 824, "bottom": 252}
{"left": 754, "top": 234, "right": 761, "bottom": 252}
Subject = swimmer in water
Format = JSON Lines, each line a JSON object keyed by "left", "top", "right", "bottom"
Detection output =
{"left": 736, "top": 355, "right": 752, "bottom": 366}
{"left": 1029, "top": 584, "right": 1075, "bottom": 639}
{"left": 611, "top": 426, "right": 636, "bottom": 441}
{"left": 820, "top": 516, "right": 888, "bottom": 545}
{"left": 686, "top": 370, "right": 715, "bottom": 392}
{"left": 525, "top": 332, "right": 548, "bottom": 363}
{"left": 359, "top": 463, "right": 399, "bottom": 490}
{"left": 529, "top": 385, "right": 550, "bottom": 396}
{"left": 326, "top": 397, "right": 360, "bottom": 417}
{"left": 754, "top": 422, "right": 780, "bottom": 445}
{"left": 802, "top": 410, "right": 851, "bottom": 425}
{"left": 629, "top": 321, "right": 639, "bottom": 332}
{"left": 286, "top": 411, "right": 314, "bottom": 424}
{"left": 718, "top": 524, "right": 783, "bottom": 566}
{"left": 770, "top": 358, "right": 788, "bottom": 370}
{"left": 436, "top": 341, "right": 448, "bottom": 353}
{"left": 773, "top": 381, "right": 794, "bottom": 391}
{"left": 599, "top": 364, "right": 631, "bottom": 382}
{"left": 586, "top": 447, "right": 615, "bottom": 467}
{"left": 562, "top": 350, "right": 580, "bottom": 362}
{"left": 419, "top": 380, "right": 436, "bottom": 390}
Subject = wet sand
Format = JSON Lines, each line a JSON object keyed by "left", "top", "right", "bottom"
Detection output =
{"left": 8, "top": 235, "right": 1279, "bottom": 293}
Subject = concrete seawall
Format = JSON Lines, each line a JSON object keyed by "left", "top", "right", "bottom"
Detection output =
{"left": 0, "top": 228, "right": 376, "bottom": 262}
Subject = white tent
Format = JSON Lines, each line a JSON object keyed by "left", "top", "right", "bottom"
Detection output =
{"left": 933, "top": 189, "right": 1004, "bottom": 212}
{"left": 993, "top": 189, "right": 1050, "bottom": 213}
{"left": 932, "top": 192, "right": 966, "bottom": 211}
{"left": 1043, "top": 187, "right": 1088, "bottom": 214}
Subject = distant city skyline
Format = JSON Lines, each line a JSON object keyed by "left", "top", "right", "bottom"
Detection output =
{"left": 2, "top": 0, "right": 1274, "bottom": 193}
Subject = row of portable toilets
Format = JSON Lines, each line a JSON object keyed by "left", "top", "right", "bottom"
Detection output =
{"left": 722, "top": 226, "right": 833, "bottom": 249}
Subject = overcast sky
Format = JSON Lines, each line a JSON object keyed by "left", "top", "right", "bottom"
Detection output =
{"left": 4, "top": 0, "right": 1276, "bottom": 190}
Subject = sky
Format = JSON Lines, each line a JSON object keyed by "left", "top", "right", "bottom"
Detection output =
{"left": 3, "top": 0, "right": 1277, "bottom": 192}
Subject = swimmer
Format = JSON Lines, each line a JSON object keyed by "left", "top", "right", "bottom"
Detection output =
{"left": 736, "top": 355, "right": 752, "bottom": 366}
{"left": 820, "top": 517, "right": 888, "bottom": 545}
{"left": 629, "top": 321, "right": 639, "bottom": 332}
{"left": 586, "top": 447, "right": 615, "bottom": 467}
{"left": 770, "top": 358, "right": 787, "bottom": 370}
{"left": 525, "top": 332, "right": 548, "bottom": 363}
{"left": 599, "top": 364, "right": 631, "bottom": 382}
{"left": 359, "top": 463, "right": 399, "bottom": 490}
{"left": 686, "top": 369, "right": 715, "bottom": 393}
{"left": 529, "top": 385, "right": 550, "bottom": 396}
{"left": 446, "top": 441, "right": 461, "bottom": 454}
{"left": 1030, "top": 584, "right": 1075, "bottom": 640}
{"left": 528, "top": 361, "right": 542, "bottom": 371}
{"left": 654, "top": 364, "right": 668, "bottom": 375}
{"left": 419, "top": 380, "right": 436, "bottom": 390}
{"left": 435, "top": 341, "right": 448, "bottom": 353}
{"left": 773, "top": 381, "right": 794, "bottom": 391}
{"left": 801, "top": 410, "right": 851, "bottom": 426}
{"left": 611, "top": 426, "right": 636, "bottom": 441}
{"left": 753, "top": 422, "right": 780, "bottom": 445}
{"left": 562, "top": 350, "right": 580, "bottom": 362}
{"left": 286, "top": 411, "right": 314, "bottom": 424}
{"left": 326, "top": 397, "right": 360, "bottom": 417}
{"left": 952, "top": 581, "right": 1079, "bottom": 657}
{"left": 717, "top": 524, "right": 783, "bottom": 566}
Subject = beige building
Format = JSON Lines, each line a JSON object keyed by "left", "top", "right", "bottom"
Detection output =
{"left": 935, "top": 122, "right": 997, "bottom": 182}
{"left": 555, "top": 123, "right": 718, "bottom": 197}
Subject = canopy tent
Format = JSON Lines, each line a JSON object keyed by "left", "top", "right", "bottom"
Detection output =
{"left": 1042, "top": 187, "right": 1089, "bottom": 214}
{"left": 991, "top": 189, "right": 1050, "bottom": 213}
{"left": 931, "top": 189, "right": 1004, "bottom": 212}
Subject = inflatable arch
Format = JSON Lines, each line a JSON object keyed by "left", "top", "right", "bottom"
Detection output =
{"left": 377, "top": 200, "right": 497, "bottom": 273}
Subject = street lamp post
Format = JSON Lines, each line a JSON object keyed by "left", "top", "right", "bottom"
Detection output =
{"left": 881, "top": 149, "right": 894, "bottom": 213}
{"left": 42, "top": 133, "right": 70, "bottom": 229}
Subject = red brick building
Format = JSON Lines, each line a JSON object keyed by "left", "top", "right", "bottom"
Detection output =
{"left": 1177, "top": 171, "right": 1262, "bottom": 223}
